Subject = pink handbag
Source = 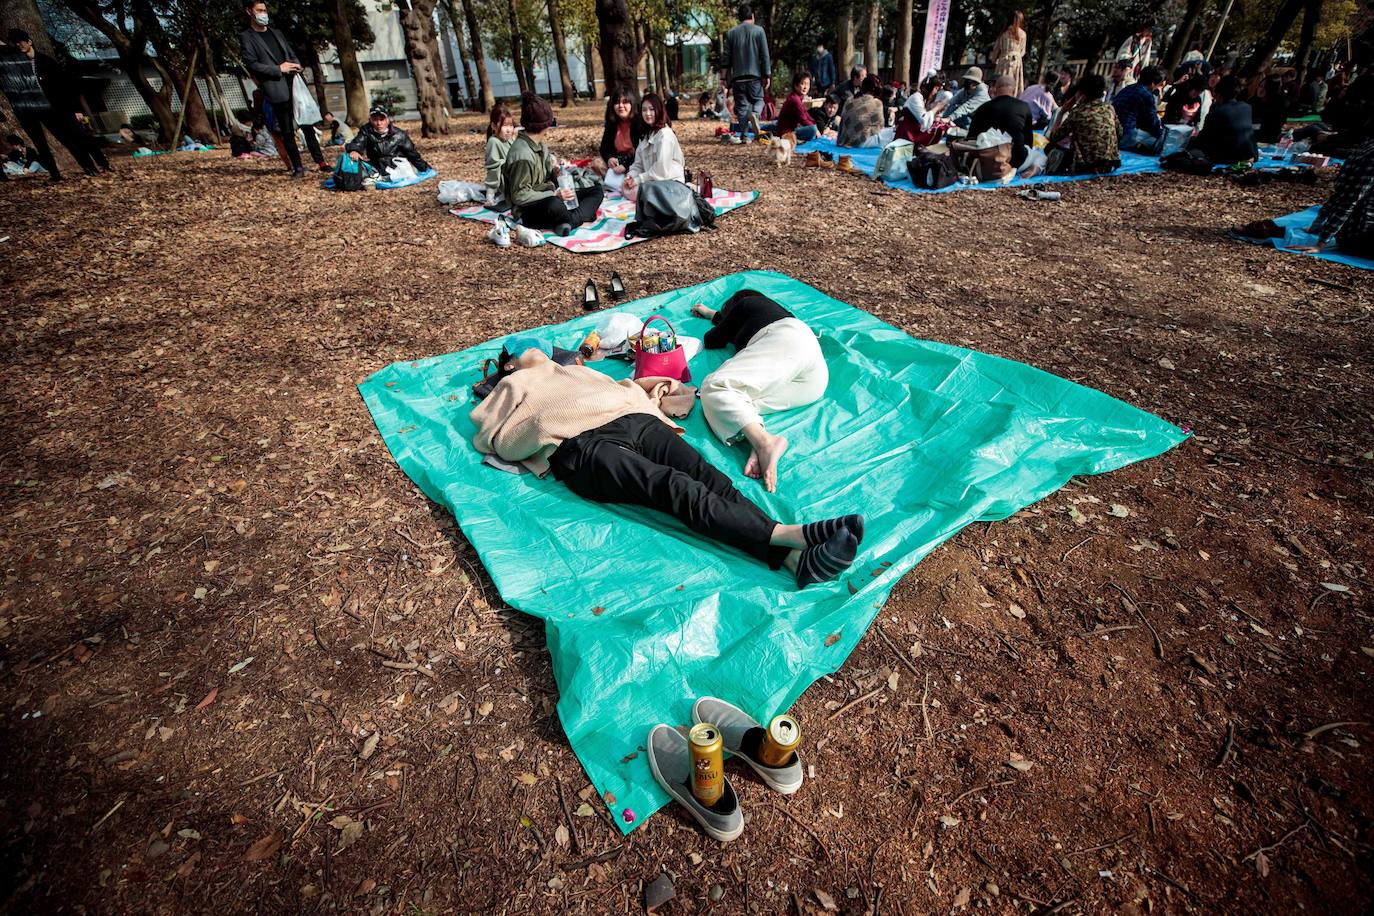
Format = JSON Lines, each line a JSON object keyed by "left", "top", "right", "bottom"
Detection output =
{"left": 632, "top": 314, "right": 691, "bottom": 382}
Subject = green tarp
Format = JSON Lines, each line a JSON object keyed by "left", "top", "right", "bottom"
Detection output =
{"left": 359, "top": 271, "right": 1188, "bottom": 833}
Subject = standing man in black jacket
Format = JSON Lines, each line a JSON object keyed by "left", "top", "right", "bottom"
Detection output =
{"left": 965, "top": 75, "right": 1034, "bottom": 168}
{"left": 0, "top": 30, "right": 100, "bottom": 180}
{"left": 239, "top": 1, "right": 327, "bottom": 178}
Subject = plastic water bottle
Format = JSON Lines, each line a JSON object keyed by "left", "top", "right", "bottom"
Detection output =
{"left": 1277, "top": 130, "right": 1293, "bottom": 157}
{"left": 557, "top": 171, "right": 577, "bottom": 210}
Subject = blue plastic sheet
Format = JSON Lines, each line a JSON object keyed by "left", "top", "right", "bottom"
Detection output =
{"left": 794, "top": 136, "right": 1164, "bottom": 193}
{"left": 1234, "top": 205, "right": 1374, "bottom": 270}
{"left": 323, "top": 167, "right": 437, "bottom": 190}
{"left": 359, "top": 271, "right": 1189, "bottom": 833}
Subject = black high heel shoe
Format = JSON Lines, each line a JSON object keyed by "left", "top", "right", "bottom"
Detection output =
{"left": 583, "top": 279, "right": 601, "bottom": 310}
{"left": 608, "top": 271, "right": 626, "bottom": 301}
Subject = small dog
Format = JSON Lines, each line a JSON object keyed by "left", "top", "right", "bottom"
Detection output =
{"left": 767, "top": 133, "right": 795, "bottom": 168}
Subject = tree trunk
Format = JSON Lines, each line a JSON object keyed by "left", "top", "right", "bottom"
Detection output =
{"left": 459, "top": 0, "right": 493, "bottom": 111}
{"left": 584, "top": 39, "right": 597, "bottom": 96}
{"left": 643, "top": 23, "right": 657, "bottom": 91}
{"left": 835, "top": 4, "right": 855, "bottom": 75}
{"left": 163, "top": 57, "right": 218, "bottom": 143}
{"left": 442, "top": 0, "right": 476, "bottom": 110}
{"left": 399, "top": 0, "right": 450, "bottom": 136}
{"left": 894, "top": 0, "right": 914, "bottom": 85}
{"left": 1237, "top": 0, "right": 1305, "bottom": 78}
{"left": 202, "top": 33, "right": 245, "bottom": 136}
{"left": 863, "top": 1, "right": 880, "bottom": 72}
{"left": 1031, "top": 3, "right": 1058, "bottom": 81}
{"left": 1161, "top": 0, "right": 1206, "bottom": 71}
{"left": 545, "top": 0, "right": 577, "bottom": 106}
{"left": 506, "top": 0, "right": 529, "bottom": 94}
{"left": 596, "top": 0, "right": 637, "bottom": 95}
{"left": 301, "top": 45, "right": 331, "bottom": 116}
{"left": 1292, "top": 0, "right": 1322, "bottom": 75}
{"left": 330, "top": 0, "right": 370, "bottom": 125}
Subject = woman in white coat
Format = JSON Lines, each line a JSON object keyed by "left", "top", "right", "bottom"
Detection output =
{"left": 622, "top": 93, "right": 684, "bottom": 203}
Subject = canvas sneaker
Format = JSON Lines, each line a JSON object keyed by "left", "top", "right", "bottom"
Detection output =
{"left": 646, "top": 724, "right": 744, "bottom": 842}
{"left": 513, "top": 225, "right": 545, "bottom": 247}
{"left": 692, "top": 697, "right": 804, "bottom": 795}
{"left": 488, "top": 219, "right": 511, "bottom": 248}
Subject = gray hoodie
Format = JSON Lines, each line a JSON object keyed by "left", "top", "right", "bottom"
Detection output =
{"left": 945, "top": 81, "right": 990, "bottom": 128}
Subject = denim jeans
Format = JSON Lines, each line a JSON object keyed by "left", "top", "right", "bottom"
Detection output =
{"left": 1120, "top": 127, "right": 1163, "bottom": 154}
{"left": 760, "top": 122, "right": 817, "bottom": 142}
{"left": 731, "top": 78, "right": 763, "bottom": 135}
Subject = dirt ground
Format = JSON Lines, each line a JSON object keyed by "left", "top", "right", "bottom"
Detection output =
{"left": 1, "top": 104, "right": 1371, "bottom": 916}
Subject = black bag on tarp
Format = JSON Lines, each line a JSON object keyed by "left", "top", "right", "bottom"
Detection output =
{"left": 625, "top": 180, "right": 715, "bottom": 239}
{"left": 907, "top": 151, "right": 958, "bottom": 189}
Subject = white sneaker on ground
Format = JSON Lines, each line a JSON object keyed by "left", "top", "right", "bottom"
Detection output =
{"left": 488, "top": 219, "right": 511, "bottom": 248}
{"left": 514, "top": 225, "right": 545, "bottom": 247}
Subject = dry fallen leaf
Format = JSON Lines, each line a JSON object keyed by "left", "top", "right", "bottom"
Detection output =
{"left": 242, "top": 832, "right": 282, "bottom": 862}
{"left": 825, "top": 632, "right": 841, "bottom": 647}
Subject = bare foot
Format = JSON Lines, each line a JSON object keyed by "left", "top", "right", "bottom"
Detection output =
{"left": 755, "top": 435, "right": 789, "bottom": 493}
{"left": 743, "top": 451, "right": 761, "bottom": 479}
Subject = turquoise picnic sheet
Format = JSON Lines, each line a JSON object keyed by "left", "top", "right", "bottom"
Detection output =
{"left": 358, "top": 271, "right": 1189, "bottom": 833}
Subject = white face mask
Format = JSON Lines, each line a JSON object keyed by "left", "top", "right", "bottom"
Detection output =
{"left": 254, "top": 11, "right": 269, "bottom": 25}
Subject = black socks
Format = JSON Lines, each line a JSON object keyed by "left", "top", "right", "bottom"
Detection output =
{"left": 802, "top": 514, "right": 865, "bottom": 548}
{"left": 796, "top": 528, "right": 859, "bottom": 588}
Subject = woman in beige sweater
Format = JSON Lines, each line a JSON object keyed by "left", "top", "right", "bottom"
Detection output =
{"left": 471, "top": 348, "right": 864, "bottom": 588}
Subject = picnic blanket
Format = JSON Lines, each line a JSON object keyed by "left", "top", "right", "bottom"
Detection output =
{"left": 794, "top": 136, "right": 1165, "bottom": 193}
{"left": 323, "top": 167, "right": 438, "bottom": 190}
{"left": 452, "top": 188, "right": 759, "bottom": 254}
{"left": 359, "top": 270, "right": 1188, "bottom": 833}
{"left": 1233, "top": 205, "right": 1374, "bottom": 270}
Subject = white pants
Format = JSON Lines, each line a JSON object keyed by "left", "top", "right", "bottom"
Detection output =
{"left": 699, "top": 318, "right": 829, "bottom": 443}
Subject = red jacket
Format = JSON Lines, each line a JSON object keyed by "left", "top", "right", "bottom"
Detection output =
{"left": 775, "top": 93, "right": 814, "bottom": 134}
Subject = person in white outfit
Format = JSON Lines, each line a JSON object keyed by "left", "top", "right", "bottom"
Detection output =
{"left": 623, "top": 93, "right": 684, "bottom": 203}
{"left": 692, "top": 290, "right": 828, "bottom": 493}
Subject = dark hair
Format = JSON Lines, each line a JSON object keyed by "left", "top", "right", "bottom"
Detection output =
{"left": 737, "top": 3, "right": 752, "bottom": 19}
{"left": 603, "top": 87, "right": 636, "bottom": 129}
{"left": 860, "top": 74, "right": 883, "bottom": 96}
{"left": 4, "top": 133, "right": 22, "bottom": 145}
{"left": 698, "top": 90, "right": 711, "bottom": 103}
{"left": 1041, "top": 71, "right": 1057, "bottom": 87}
{"left": 639, "top": 92, "right": 671, "bottom": 133}
{"left": 7, "top": 28, "right": 31, "bottom": 43}
{"left": 792, "top": 69, "right": 811, "bottom": 92}
{"left": 487, "top": 101, "right": 514, "bottom": 138}
{"left": 1076, "top": 73, "right": 1107, "bottom": 100}
{"left": 1215, "top": 74, "right": 1240, "bottom": 101}
{"left": 1139, "top": 65, "right": 1163, "bottom": 86}
{"left": 850, "top": 65, "right": 864, "bottom": 81}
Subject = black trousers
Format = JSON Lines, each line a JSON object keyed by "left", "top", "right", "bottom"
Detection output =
{"left": 270, "top": 99, "right": 323, "bottom": 170}
{"left": 16, "top": 110, "right": 98, "bottom": 178}
{"left": 520, "top": 185, "right": 604, "bottom": 233}
{"left": 550, "top": 414, "right": 786, "bottom": 568}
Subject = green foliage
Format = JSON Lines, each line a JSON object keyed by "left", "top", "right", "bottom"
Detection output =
{"left": 371, "top": 86, "right": 406, "bottom": 110}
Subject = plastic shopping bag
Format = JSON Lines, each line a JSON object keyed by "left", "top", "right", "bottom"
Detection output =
{"left": 292, "top": 74, "right": 322, "bottom": 126}
{"left": 386, "top": 157, "right": 419, "bottom": 182}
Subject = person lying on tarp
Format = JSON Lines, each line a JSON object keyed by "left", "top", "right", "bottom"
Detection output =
{"left": 691, "top": 290, "right": 827, "bottom": 494}
{"left": 469, "top": 340, "right": 864, "bottom": 589}
{"left": 345, "top": 106, "right": 430, "bottom": 176}
{"left": 1294, "top": 138, "right": 1374, "bottom": 259}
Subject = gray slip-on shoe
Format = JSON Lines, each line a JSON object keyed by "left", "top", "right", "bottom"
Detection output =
{"left": 646, "top": 724, "right": 744, "bottom": 842}
{"left": 692, "top": 697, "right": 804, "bottom": 795}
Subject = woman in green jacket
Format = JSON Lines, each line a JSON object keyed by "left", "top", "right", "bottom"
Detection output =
{"left": 502, "top": 92, "right": 605, "bottom": 235}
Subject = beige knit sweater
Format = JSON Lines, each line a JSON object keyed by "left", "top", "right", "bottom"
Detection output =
{"left": 470, "top": 359, "right": 688, "bottom": 476}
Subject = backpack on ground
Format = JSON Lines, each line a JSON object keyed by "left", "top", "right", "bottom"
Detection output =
{"left": 907, "top": 151, "right": 957, "bottom": 189}
{"left": 332, "top": 152, "right": 370, "bottom": 191}
{"left": 1161, "top": 149, "right": 1214, "bottom": 175}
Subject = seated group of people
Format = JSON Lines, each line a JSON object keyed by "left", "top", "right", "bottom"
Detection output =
{"left": 471, "top": 290, "right": 861, "bottom": 590}
{"left": 477, "top": 90, "right": 688, "bottom": 237}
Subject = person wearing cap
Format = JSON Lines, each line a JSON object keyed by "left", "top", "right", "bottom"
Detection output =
{"left": 0, "top": 29, "right": 103, "bottom": 180}
{"left": 720, "top": 3, "right": 771, "bottom": 138}
{"left": 239, "top": 1, "right": 328, "bottom": 178}
{"left": 944, "top": 67, "right": 990, "bottom": 129}
{"left": 345, "top": 107, "right": 429, "bottom": 176}
{"left": 501, "top": 91, "right": 604, "bottom": 236}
